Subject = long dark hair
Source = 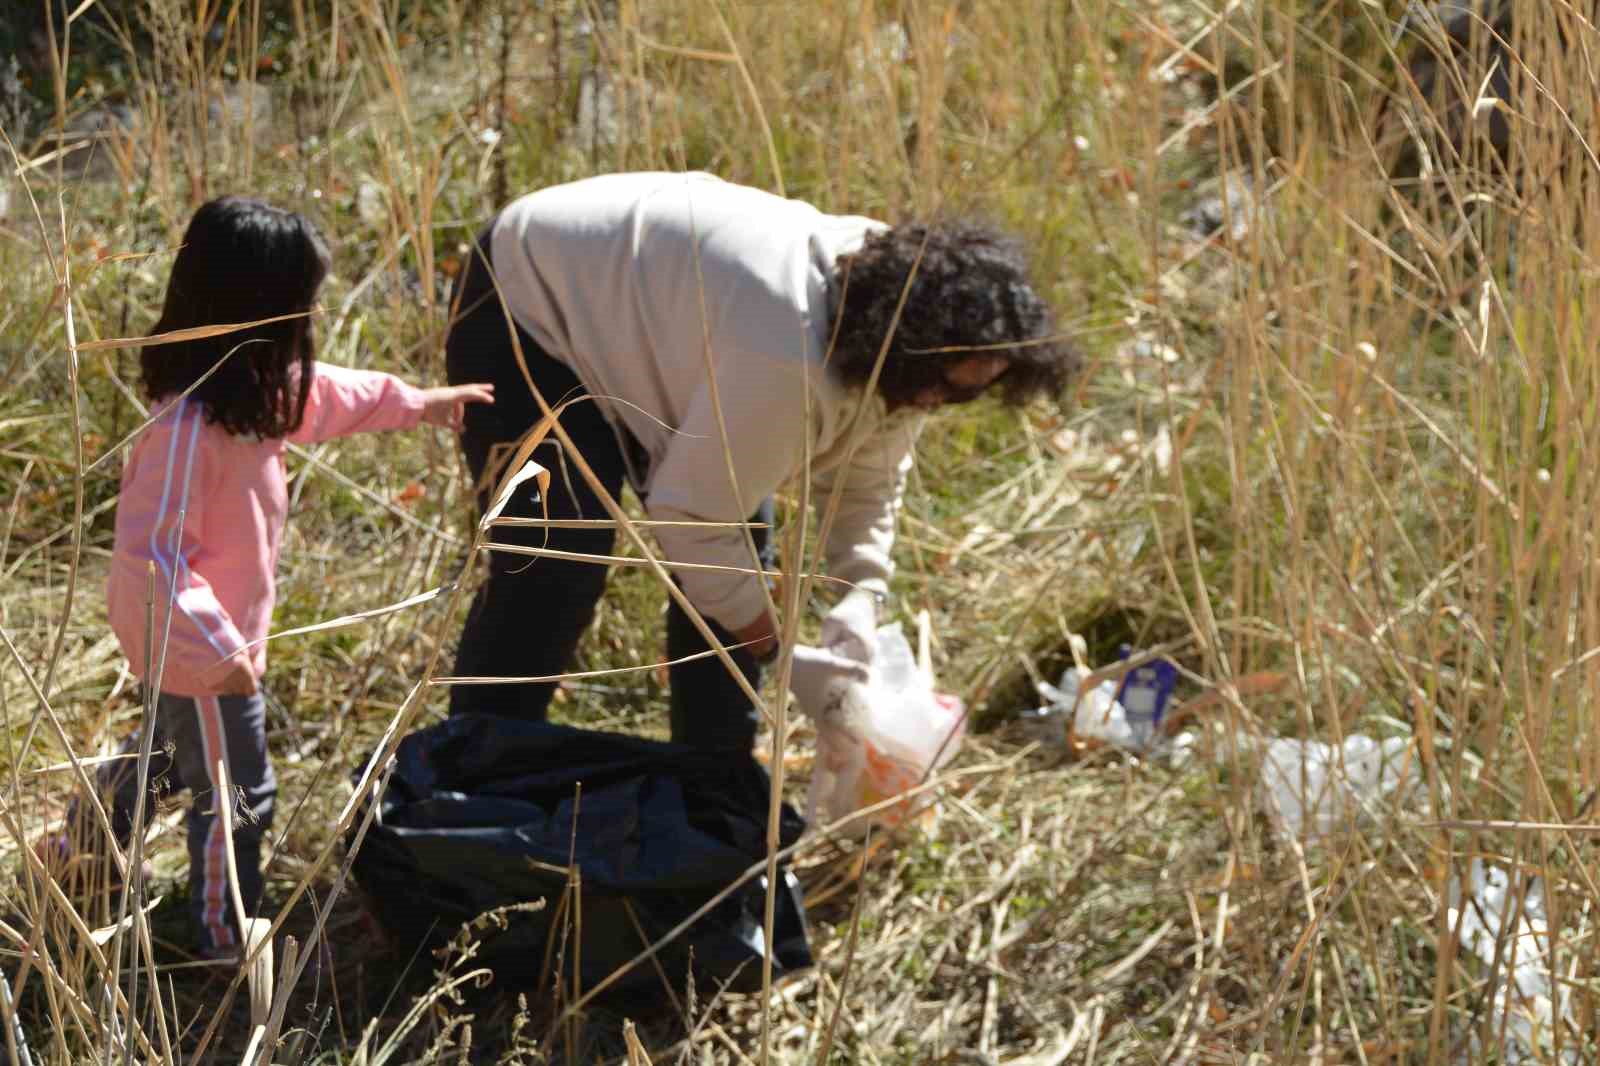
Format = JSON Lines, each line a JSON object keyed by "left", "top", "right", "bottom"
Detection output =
{"left": 829, "top": 221, "right": 1079, "bottom": 409}
{"left": 140, "top": 196, "right": 330, "bottom": 437}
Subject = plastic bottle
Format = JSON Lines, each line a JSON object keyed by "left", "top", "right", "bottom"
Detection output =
{"left": 1023, "top": 654, "right": 1180, "bottom": 753}
{"left": 1114, "top": 647, "right": 1179, "bottom": 749}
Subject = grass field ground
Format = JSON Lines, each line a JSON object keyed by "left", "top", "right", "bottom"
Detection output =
{"left": 5, "top": 2, "right": 1600, "bottom": 1063}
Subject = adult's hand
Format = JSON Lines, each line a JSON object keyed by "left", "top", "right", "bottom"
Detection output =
{"left": 820, "top": 586, "right": 880, "bottom": 666}
{"left": 786, "top": 644, "right": 871, "bottom": 719}
{"left": 731, "top": 610, "right": 779, "bottom": 663}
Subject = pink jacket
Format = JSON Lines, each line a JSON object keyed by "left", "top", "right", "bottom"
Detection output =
{"left": 107, "top": 362, "right": 427, "bottom": 697}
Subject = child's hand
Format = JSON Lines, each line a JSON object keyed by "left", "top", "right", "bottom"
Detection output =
{"left": 421, "top": 383, "right": 495, "bottom": 430}
{"left": 219, "top": 662, "right": 258, "bottom": 696}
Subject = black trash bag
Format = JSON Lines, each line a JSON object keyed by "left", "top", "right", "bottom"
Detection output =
{"left": 347, "top": 713, "right": 812, "bottom": 1000}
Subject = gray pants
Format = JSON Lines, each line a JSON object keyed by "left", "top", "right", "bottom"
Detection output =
{"left": 93, "top": 691, "right": 276, "bottom": 954}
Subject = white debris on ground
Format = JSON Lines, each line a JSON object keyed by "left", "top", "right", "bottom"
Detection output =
{"left": 1020, "top": 664, "right": 1197, "bottom": 762}
{"left": 1021, "top": 650, "right": 1591, "bottom": 1061}
{"left": 1040, "top": 669, "right": 1136, "bottom": 748}
{"left": 1257, "top": 734, "right": 1419, "bottom": 840}
{"left": 1449, "top": 859, "right": 1582, "bottom": 1064}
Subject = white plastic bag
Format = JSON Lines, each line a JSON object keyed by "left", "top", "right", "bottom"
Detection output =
{"left": 1053, "top": 669, "right": 1138, "bottom": 748}
{"left": 808, "top": 624, "right": 967, "bottom": 834}
{"left": 1449, "top": 860, "right": 1580, "bottom": 1064}
{"left": 1257, "top": 735, "right": 1415, "bottom": 839}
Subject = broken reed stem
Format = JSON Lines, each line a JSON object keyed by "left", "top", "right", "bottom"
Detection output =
{"left": 38, "top": 197, "right": 87, "bottom": 717}
{"left": 109, "top": 564, "right": 162, "bottom": 1066}
{"left": 0, "top": 972, "right": 31, "bottom": 1066}
{"left": 213, "top": 756, "right": 273, "bottom": 1031}
{"left": 565, "top": 782, "right": 583, "bottom": 1062}
{"left": 813, "top": 825, "right": 871, "bottom": 1066}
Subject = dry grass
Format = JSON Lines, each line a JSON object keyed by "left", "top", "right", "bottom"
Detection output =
{"left": 4, "top": 0, "right": 1600, "bottom": 1063}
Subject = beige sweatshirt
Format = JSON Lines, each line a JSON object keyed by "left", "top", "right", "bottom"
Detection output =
{"left": 489, "top": 171, "right": 921, "bottom": 632}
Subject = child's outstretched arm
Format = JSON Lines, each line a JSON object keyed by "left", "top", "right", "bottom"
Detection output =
{"left": 288, "top": 362, "right": 493, "bottom": 444}
{"left": 420, "top": 383, "right": 495, "bottom": 430}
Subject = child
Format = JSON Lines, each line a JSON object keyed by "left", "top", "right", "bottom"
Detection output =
{"left": 40, "top": 196, "right": 493, "bottom": 959}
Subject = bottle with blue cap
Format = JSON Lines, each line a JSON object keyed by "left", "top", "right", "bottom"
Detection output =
{"left": 1113, "top": 644, "right": 1179, "bottom": 749}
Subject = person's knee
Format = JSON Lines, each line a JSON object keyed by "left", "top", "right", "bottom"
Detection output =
{"left": 484, "top": 528, "right": 615, "bottom": 588}
{"left": 246, "top": 771, "right": 277, "bottom": 820}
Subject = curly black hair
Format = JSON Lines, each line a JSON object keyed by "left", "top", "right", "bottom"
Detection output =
{"left": 140, "top": 196, "right": 330, "bottom": 438}
{"left": 827, "top": 221, "right": 1078, "bottom": 409}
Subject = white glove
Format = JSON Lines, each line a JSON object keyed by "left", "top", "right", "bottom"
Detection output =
{"left": 785, "top": 644, "right": 871, "bottom": 719}
{"left": 820, "top": 587, "right": 880, "bottom": 667}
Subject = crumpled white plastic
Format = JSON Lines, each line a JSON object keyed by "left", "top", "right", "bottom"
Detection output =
{"left": 1256, "top": 735, "right": 1417, "bottom": 839}
{"left": 1046, "top": 670, "right": 1138, "bottom": 748}
{"left": 1449, "top": 859, "right": 1581, "bottom": 1064}
{"left": 1021, "top": 667, "right": 1193, "bottom": 759}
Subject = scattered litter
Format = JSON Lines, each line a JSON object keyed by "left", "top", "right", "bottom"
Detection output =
{"left": 1006, "top": 644, "right": 1585, "bottom": 1061}
{"left": 1257, "top": 735, "right": 1416, "bottom": 839}
{"left": 808, "top": 624, "right": 967, "bottom": 835}
{"left": 1449, "top": 859, "right": 1582, "bottom": 1064}
{"left": 1032, "top": 669, "right": 1135, "bottom": 748}
{"left": 1115, "top": 646, "right": 1179, "bottom": 742}
{"left": 1019, "top": 648, "right": 1184, "bottom": 757}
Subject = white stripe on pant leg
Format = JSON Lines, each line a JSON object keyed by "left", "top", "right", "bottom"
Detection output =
{"left": 194, "top": 694, "right": 236, "bottom": 950}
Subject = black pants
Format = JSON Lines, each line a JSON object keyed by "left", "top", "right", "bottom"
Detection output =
{"left": 443, "top": 229, "right": 771, "bottom": 752}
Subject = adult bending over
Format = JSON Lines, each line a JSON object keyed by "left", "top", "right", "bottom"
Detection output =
{"left": 444, "top": 171, "right": 1076, "bottom": 751}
